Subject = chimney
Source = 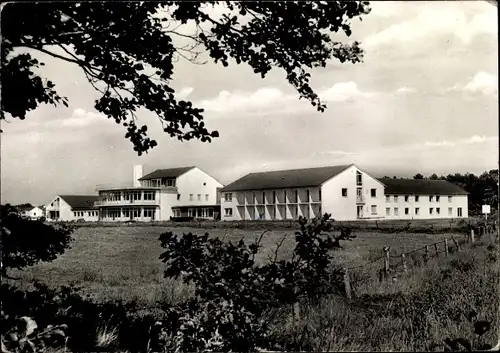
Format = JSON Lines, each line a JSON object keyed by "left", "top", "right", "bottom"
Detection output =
{"left": 133, "top": 165, "right": 143, "bottom": 187}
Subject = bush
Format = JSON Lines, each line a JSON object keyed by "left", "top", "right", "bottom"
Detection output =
{"left": 157, "top": 214, "right": 355, "bottom": 351}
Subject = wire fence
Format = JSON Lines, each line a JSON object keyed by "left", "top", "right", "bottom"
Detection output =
{"left": 341, "top": 225, "right": 499, "bottom": 299}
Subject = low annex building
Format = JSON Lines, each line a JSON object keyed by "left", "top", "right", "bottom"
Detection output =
{"left": 45, "top": 195, "right": 99, "bottom": 222}
{"left": 220, "top": 164, "right": 386, "bottom": 221}
{"left": 380, "top": 178, "right": 469, "bottom": 220}
{"left": 96, "top": 165, "right": 223, "bottom": 221}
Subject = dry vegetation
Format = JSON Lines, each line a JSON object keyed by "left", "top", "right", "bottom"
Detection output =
{"left": 7, "top": 225, "right": 500, "bottom": 351}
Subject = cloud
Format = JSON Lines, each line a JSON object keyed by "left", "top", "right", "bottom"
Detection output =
{"left": 61, "top": 108, "right": 108, "bottom": 127}
{"left": 445, "top": 72, "right": 498, "bottom": 95}
{"left": 363, "top": 4, "right": 497, "bottom": 49}
{"left": 319, "top": 150, "right": 358, "bottom": 156}
{"left": 197, "top": 82, "right": 376, "bottom": 114}
{"left": 176, "top": 87, "right": 194, "bottom": 100}
{"left": 422, "top": 135, "right": 496, "bottom": 148}
{"left": 396, "top": 86, "right": 417, "bottom": 94}
{"left": 463, "top": 72, "right": 498, "bottom": 95}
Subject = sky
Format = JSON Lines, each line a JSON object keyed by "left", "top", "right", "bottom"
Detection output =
{"left": 1, "top": 1, "right": 498, "bottom": 205}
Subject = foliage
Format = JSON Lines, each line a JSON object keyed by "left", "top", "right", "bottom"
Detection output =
{"left": 1, "top": 1, "right": 371, "bottom": 154}
{"left": 0, "top": 204, "right": 74, "bottom": 279}
{"left": 157, "top": 214, "right": 355, "bottom": 351}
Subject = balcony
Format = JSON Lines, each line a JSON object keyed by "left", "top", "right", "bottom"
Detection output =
{"left": 356, "top": 195, "right": 365, "bottom": 204}
{"left": 94, "top": 199, "right": 160, "bottom": 207}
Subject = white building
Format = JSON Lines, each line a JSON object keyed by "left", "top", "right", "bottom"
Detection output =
{"left": 220, "top": 164, "right": 386, "bottom": 221}
{"left": 96, "top": 165, "right": 223, "bottom": 221}
{"left": 18, "top": 206, "right": 44, "bottom": 220}
{"left": 380, "top": 178, "right": 469, "bottom": 220}
{"left": 45, "top": 195, "right": 100, "bottom": 222}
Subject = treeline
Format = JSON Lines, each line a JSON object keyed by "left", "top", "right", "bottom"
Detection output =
{"left": 384, "top": 170, "right": 499, "bottom": 215}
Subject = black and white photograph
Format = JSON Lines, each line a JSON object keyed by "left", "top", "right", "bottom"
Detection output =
{"left": 1, "top": 1, "right": 499, "bottom": 352}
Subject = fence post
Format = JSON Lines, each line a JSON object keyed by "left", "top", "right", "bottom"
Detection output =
{"left": 434, "top": 243, "right": 439, "bottom": 257}
{"left": 383, "top": 247, "right": 390, "bottom": 279}
{"left": 293, "top": 302, "right": 300, "bottom": 324}
{"left": 343, "top": 267, "right": 352, "bottom": 299}
{"left": 471, "top": 229, "right": 475, "bottom": 244}
{"left": 444, "top": 238, "right": 449, "bottom": 256}
{"left": 401, "top": 253, "right": 407, "bottom": 272}
{"left": 424, "top": 245, "right": 429, "bottom": 264}
{"left": 452, "top": 236, "right": 460, "bottom": 251}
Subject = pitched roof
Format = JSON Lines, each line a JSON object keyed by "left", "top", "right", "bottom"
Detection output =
{"left": 139, "top": 166, "right": 195, "bottom": 180}
{"left": 221, "top": 165, "right": 353, "bottom": 192}
{"left": 379, "top": 178, "right": 468, "bottom": 195}
{"left": 59, "top": 195, "right": 99, "bottom": 210}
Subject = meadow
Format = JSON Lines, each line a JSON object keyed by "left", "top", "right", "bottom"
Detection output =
{"left": 7, "top": 224, "right": 500, "bottom": 351}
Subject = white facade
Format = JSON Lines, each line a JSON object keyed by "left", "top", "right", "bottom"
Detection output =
{"left": 222, "top": 165, "right": 386, "bottom": 221}
{"left": 384, "top": 194, "right": 468, "bottom": 220}
{"left": 27, "top": 207, "right": 44, "bottom": 219}
{"left": 45, "top": 196, "right": 99, "bottom": 222}
{"left": 97, "top": 166, "right": 223, "bottom": 222}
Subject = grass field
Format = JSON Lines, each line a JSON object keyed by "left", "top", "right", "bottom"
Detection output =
{"left": 12, "top": 226, "right": 456, "bottom": 306}
{"left": 8, "top": 225, "right": 499, "bottom": 351}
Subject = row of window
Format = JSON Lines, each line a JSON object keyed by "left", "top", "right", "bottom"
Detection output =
{"left": 385, "top": 207, "right": 463, "bottom": 217}
{"left": 224, "top": 190, "right": 322, "bottom": 203}
{"left": 386, "top": 195, "right": 453, "bottom": 203}
{"left": 142, "top": 178, "right": 176, "bottom": 188}
{"left": 102, "top": 208, "right": 156, "bottom": 218}
{"left": 100, "top": 191, "right": 156, "bottom": 201}
{"left": 342, "top": 188, "right": 377, "bottom": 198}
{"left": 188, "top": 194, "right": 210, "bottom": 201}
{"left": 73, "top": 211, "right": 98, "bottom": 217}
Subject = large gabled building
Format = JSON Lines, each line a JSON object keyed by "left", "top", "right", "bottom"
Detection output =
{"left": 380, "top": 178, "right": 469, "bottom": 219}
{"left": 220, "top": 164, "right": 386, "bottom": 221}
{"left": 45, "top": 195, "right": 99, "bottom": 222}
{"left": 96, "top": 165, "right": 223, "bottom": 221}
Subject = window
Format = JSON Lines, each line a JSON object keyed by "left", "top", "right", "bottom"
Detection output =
{"left": 386, "top": 207, "right": 390, "bottom": 216}
{"left": 295, "top": 190, "right": 299, "bottom": 202}
{"left": 124, "top": 192, "right": 131, "bottom": 201}
{"left": 273, "top": 191, "right": 277, "bottom": 203}
{"left": 356, "top": 171, "right": 362, "bottom": 185}
{"left": 404, "top": 196, "right": 409, "bottom": 202}
{"left": 415, "top": 208, "right": 420, "bottom": 215}
{"left": 225, "top": 208, "right": 233, "bottom": 217}
{"left": 394, "top": 196, "right": 398, "bottom": 202}
{"left": 144, "top": 191, "right": 155, "bottom": 200}
{"left": 429, "top": 196, "right": 434, "bottom": 202}
{"left": 133, "top": 191, "right": 141, "bottom": 200}
{"left": 133, "top": 208, "right": 141, "bottom": 218}
{"left": 342, "top": 188, "right": 348, "bottom": 197}
{"left": 429, "top": 208, "right": 434, "bottom": 215}
{"left": 448, "top": 196, "right": 452, "bottom": 202}
{"left": 73, "top": 212, "right": 77, "bottom": 217}
{"left": 263, "top": 192, "right": 266, "bottom": 204}
{"left": 123, "top": 208, "right": 130, "bottom": 218}
{"left": 284, "top": 190, "right": 287, "bottom": 203}
{"left": 448, "top": 207, "right": 453, "bottom": 216}
{"left": 415, "top": 196, "right": 420, "bottom": 202}
{"left": 371, "top": 205, "right": 377, "bottom": 215}
{"left": 371, "top": 189, "right": 377, "bottom": 197}
{"left": 166, "top": 179, "right": 176, "bottom": 187}
{"left": 144, "top": 208, "right": 155, "bottom": 219}
{"left": 405, "top": 208, "right": 409, "bottom": 215}
{"left": 224, "top": 193, "right": 232, "bottom": 202}
{"left": 436, "top": 208, "right": 440, "bottom": 215}
{"left": 394, "top": 208, "right": 399, "bottom": 216}
{"left": 188, "top": 208, "right": 194, "bottom": 217}
{"left": 306, "top": 190, "right": 310, "bottom": 202}
{"left": 204, "top": 194, "right": 209, "bottom": 201}
{"left": 173, "top": 209, "right": 181, "bottom": 218}
{"left": 177, "top": 194, "right": 181, "bottom": 201}
{"left": 189, "top": 194, "right": 194, "bottom": 201}
{"left": 197, "top": 194, "right": 201, "bottom": 201}
{"left": 436, "top": 196, "right": 440, "bottom": 202}
{"left": 386, "top": 195, "right": 390, "bottom": 203}
{"left": 457, "top": 207, "right": 463, "bottom": 217}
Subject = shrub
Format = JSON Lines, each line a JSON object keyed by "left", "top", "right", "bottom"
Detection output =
{"left": 157, "top": 214, "right": 354, "bottom": 351}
